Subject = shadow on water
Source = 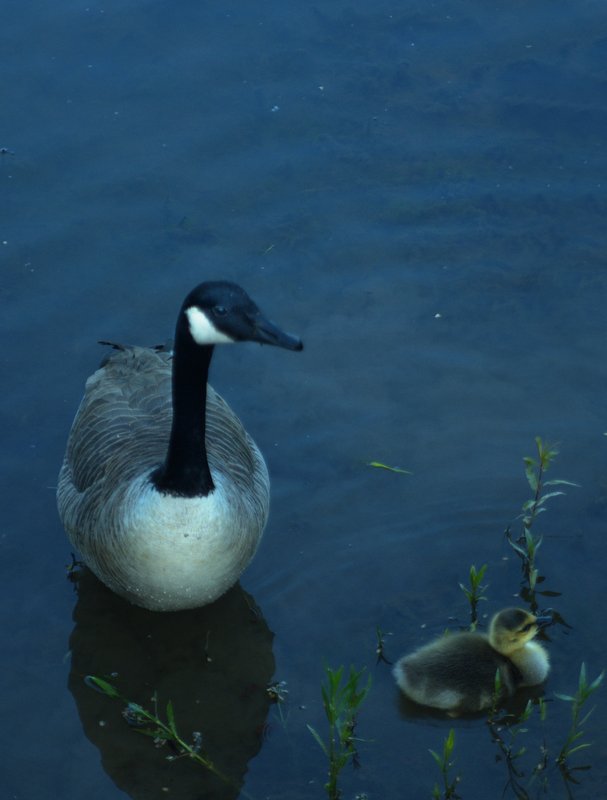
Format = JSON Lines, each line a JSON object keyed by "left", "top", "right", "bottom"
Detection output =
{"left": 68, "top": 568, "right": 274, "bottom": 800}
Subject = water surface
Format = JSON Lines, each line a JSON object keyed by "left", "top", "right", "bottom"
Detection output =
{"left": 2, "top": 2, "right": 606, "bottom": 798}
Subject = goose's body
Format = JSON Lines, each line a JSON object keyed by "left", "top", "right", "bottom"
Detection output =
{"left": 393, "top": 608, "right": 552, "bottom": 714}
{"left": 57, "top": 282, "right": 302, "bottom": 611}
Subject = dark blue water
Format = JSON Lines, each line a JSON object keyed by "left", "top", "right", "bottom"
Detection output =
{"left": 2, "top": 2, "right": 606, "bottom": 798}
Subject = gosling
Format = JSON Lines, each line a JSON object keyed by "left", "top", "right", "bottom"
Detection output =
{"left": 393, "top": 607, "right": 552, "bottom": 714}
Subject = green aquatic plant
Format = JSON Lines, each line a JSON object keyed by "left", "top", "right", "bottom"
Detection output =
{"left": 556, "top": 663, "right": 604, "bottom": 774}
{"left": 375, "top": 625, "right": 393, "bottom": 665}
{"left": 266, "top": 679, "right": 290, "bottom": 728}
{"left": 429, "top": 728, "right": 461, "bottom": 799}
{"left": 459, "top": 563, "right": 488, "bottom": 629}
{"left": 505, "top": 437, "right": 577, "bottom": 602}
{"left": 483, "top": 664, "right": 604, "bottom": 799}
{"left": 529, "top": 698, "right": 551, "bottom": 794}
{"left": 488, "top": 695, "right": 554, "bottom": 800}
{"left": 367, "top": 460, "right": 412, "bottom": 475}
{"left": 266, "top": 679, "right": 289, "bottom": 703}
{"left": 65, "top": 552, "right": 85, "bottom": 583}
{"left": 84, "top": 675, "right": 243, "bottom": 793}
{"left": 307, "top": 665, "right": 371, "bottom": 800}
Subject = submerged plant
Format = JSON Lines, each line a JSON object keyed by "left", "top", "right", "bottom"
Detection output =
{"left": 307, "top": 665, "right": 371, "bottom": 800}
{"left": 429, "top": 728, "right": 461, "bottom": 799}
{"left": 84, "top": 676, "right": 242, "bottom": 793}
{"left": 459, "top": 563, "right": 488, "bottom": 629}
{"left": 505, "top": 438, "right": 577, "bottom": 603}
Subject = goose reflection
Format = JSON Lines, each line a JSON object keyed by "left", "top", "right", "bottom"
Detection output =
{"left": 68, "top": 567, "right": 274, "bottom": 800}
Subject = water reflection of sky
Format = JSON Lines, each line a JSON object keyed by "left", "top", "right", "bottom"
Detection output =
{"left": 2, "top": 2, "right": 606, "bottom": 798}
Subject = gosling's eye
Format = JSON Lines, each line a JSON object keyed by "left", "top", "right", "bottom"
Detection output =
{"left": 213, "top": 305, "right": 228, "bottom": 317}
{"left": 521, "top": 623, "right": 533, "bottom": 633}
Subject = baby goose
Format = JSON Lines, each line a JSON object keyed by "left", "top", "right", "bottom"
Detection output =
{"left": 393, "top": 608, "right": 552, "bottom": 714}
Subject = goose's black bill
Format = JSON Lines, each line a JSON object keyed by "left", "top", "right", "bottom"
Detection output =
{"left": 251, "top": 314, "right": 303, "bottom": 351}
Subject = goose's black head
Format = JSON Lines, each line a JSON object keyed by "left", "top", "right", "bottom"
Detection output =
{"left": 181, "top": 281, "right": 303, "bottom": 351}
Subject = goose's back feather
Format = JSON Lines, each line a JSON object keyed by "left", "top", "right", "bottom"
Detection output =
{"left": 65, "top": 346, "right": 174, "bottom": 493}
{"left": 57, "top": 345, "right": 270, "bottom": 610}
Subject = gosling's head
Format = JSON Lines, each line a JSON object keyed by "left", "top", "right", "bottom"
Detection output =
{"left": 488, "top": 608, "right": 553, "bottom": 656}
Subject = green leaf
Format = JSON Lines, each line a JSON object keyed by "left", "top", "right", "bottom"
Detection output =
{"left": 529, "top": 568, "right": 538, "bottom": 590}
{"left": 536, "top": 491, "right": 566, "bottom": 505}
{"left": 166, "top": 700, "right": 177, "bottom": 736}
{"left": 520, "top": 700, "right": 533, "bottom": 721}
{"left": 134, "top": 727, "right": 164, "bottom": 739}
{"left": 578, "top": 708, "right": 596, "bottom": 728}
{"left": 524, "top": 461, "right": 538, "bottom": 492}
{"left": 506, "top": 538, "right": 528, "bottom": 558}
{"left": 321, "top": 684, "right": 330, "bottom": 718}
{"left": 444, "top": 728, "right": 456, "bottom": 759}
{"left": 544, "top": 479, "right": 579, "bottom": 487}
{"left": 566, "top": 743, "right": 592, "bottom": 756}
{"left": 367, "top": 461, "right": 412, "bottom": 475}
{"left": 84, "top": 675, "right": 122, "bottom": 699}
{"left": 307, "top": 724, "right": 328, "bottom": 756}
{"left": 328, "top": 665, "right": 343, "bottom": 692}
{"left": 525, "top": 530, "right": 542, "bottom": 551}
{"left": 539, "top": 698, "right": 547, "bottom": 722}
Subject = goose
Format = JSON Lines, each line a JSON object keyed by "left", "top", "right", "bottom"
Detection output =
{"left": 393, "top": 607, "right": 552, "bottom": 714}
{"left": 57, "top": 281, "right": 303, "bottom": 611}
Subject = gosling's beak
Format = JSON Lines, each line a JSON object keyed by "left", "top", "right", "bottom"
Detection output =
{"left": 534, "top": 610, "right": 554, "bottom": 629}
{"left": 251, "top": 314, "right": 304, "bottom": 351}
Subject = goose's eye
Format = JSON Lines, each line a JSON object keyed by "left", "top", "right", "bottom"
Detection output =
{"left": 521, "top": 623, "right": 533, "bottom": 633}
{"left": 213, "top": 305, "right": 228, "bottom": 317}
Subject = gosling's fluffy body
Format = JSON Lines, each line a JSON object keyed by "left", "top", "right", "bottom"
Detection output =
{"left": 393, "top": 608, "right": 551, "bottom": 713}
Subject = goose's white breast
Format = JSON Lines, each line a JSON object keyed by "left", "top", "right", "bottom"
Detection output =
{"left": 91, "top": 471, "right": 264, "bottom": 611}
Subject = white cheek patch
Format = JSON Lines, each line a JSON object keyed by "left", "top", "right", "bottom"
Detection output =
{"left": 186, "top": 306, "right": 235, "bottom": 345}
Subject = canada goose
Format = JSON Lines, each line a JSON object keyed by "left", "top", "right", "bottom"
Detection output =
{"left": 57, "top": 281, "right": 303, "bottom": 611}
{"left": 393, "top": 608, "right": 552, "bottom": 714}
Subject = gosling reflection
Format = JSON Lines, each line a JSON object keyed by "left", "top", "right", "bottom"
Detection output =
{"left": 68, "top": 567, "right": 274, "bottom": 800}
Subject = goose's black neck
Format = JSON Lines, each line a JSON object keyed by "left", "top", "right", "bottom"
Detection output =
{"left": 151, "top": 317, "right": 215, "bottom": 497}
